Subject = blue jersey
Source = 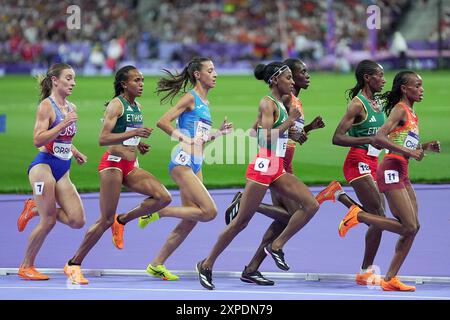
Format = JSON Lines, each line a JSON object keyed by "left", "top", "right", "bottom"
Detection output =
{"left": 177, "top": 89, "right": 212, "bottom": 140}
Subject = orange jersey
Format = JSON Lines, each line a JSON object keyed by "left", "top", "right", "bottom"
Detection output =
{"left": 288, "top": 93, "right": 304, "bottom": 147}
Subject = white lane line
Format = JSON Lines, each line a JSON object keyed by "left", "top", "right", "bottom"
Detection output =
{"left": 0, "top": 286, "right": 449, "bottom": 300}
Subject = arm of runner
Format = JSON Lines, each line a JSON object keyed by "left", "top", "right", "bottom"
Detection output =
{"left": 157, "top": 93, "right": 195, "bottom": 144}
{"left": 33, "top": 100, "right": 77, "bottom": 147}
{"left": 332, "top": 99, "right": 372, "bottom": 147}
{"left": 99, "top": 98, "right": 152, "bottom": 146}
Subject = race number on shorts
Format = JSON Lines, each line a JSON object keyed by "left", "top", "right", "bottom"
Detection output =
{"left": 34, "top": 182, "right": 44, "bottom": 195}
{"left": 254, "top": 157, "right": 270, "bottom": 173}
{"left": 107, "top": 154, "right": 121, "bottom": 162}
{"left": 358, "top": 162, "right": 371, "bottom": 174}
{"left": 384, "top": 170, "right": 400, "bottom": 184}
{"left": 174, "top": 150, "right": 191, "bottom": 166}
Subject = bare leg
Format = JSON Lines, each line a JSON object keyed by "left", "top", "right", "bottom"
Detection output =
{"left": 70, "top": 169, "right": 122, "bottom": 264}
{"left": 150, "top": 170, "right": 208, "bottom": 266}
{"left": 118, "top": 168, "right": 172, "bottom": 223}
{"left": 350, "top": 176, "right": 384, "bottom": 269}
{"left": 384, "top": 185, "right": 419, "bottom": 280}
{"left": 269, "top": 174, "right": 319, "bottom": 250}
{"left": 157, "top": 166, "right": 217, "bottom": 222}
{"left": 202, "top": 181, "right": 268, "bottom": 269}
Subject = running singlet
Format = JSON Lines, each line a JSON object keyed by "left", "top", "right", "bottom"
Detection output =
{"left": 177, "top": 89, "right": 212, "bottom": 141}
{"left": 348, "top": 92, "right": 385, "bottom": 157}
{"left": 111, "top": 95, "right": 143, "bottom": 146}
{"left": 44, "top": 96, "right": 77, "bottom": 160}
{"left": 387, "top": 102, "right": 419, "bottom": 152}
{"left": 288, "top": 93, "right": 305, "bottom": 147}
{"left": 257, "top": 94, "right": 289, "bottom": 157}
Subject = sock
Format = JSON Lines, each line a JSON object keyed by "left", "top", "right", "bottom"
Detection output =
{"left": 68, "top": 259, "right": 81, "bottom": 266}
{"left": 117, "top": 215, "right": 126, "bottom": 225}
{"left": 334, "top": 189, "right": 345, "bottom": 200}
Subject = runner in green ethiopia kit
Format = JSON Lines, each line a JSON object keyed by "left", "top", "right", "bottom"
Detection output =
{"left": 64, "top": 65, "right": 172, "bottom": 285}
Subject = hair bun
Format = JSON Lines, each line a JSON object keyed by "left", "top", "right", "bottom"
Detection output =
{"left": 254, "top": 64, "right": 266, "bottom": 80}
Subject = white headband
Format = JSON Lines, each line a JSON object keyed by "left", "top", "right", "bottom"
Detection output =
{"left": 268, "top": 65, "right": 290, "bottom": 84}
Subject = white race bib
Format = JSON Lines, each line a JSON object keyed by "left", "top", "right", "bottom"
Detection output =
{"left": 107, "top": 154, "right": 121, "bottom": 162}
{"left": 384, "top": 170, "right": 400, "bottom": 184}
{"left": 123, "top": 127, "right": 141, "bottom": 146}
{"left": 367, "top": 144, "right": 382, "bottom": 157}
{"left": 294, "top": 118, "right": 305, "bottom": 132}
{"left": 358, "top": 162, "right": 371, "bottom": 174}
{"left": 53, "top": 141, "right": 72, "bottom": 160}
{"left": 254, "top": 157, "right": 270, "bottom": 173}
{"left": 276, "top": 132, "right": 288, "bottom": 157}
{"left": 195, "top": 119, "right": 212, "bottom": 142}
{"left": 174, "top": 150, "right": 191, "bottom": 165}
{"left": 404, "top": 131, "right": 420, "bottom": 150}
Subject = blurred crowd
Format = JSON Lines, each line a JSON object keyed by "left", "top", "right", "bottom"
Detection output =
{"left": 0, "top": 0, "right": 438, "bottom": 71}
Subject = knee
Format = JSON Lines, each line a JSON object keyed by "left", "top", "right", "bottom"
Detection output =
{"left": 403, "top": 224, "right": 419, "bottom": 237}
{"left": 41, "top": 217, "right": 57, "bottom": 231}
{"left": 304, "top": 199, "right": 320, "bottom": 218}
{"left": 103, "top": 215, "right": 116, "bottom": 228}
{"left": 152, "top": 190, "right": 172, "bottom": 207}
{"left": 200, "top": 205, "right": 217, "bottom": 222}
{"left": 68, "top": 216, "right": 86, "bottom": 229}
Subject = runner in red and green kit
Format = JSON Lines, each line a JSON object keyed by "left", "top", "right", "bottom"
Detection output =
{"left": 317, "top": 60, "right": 387, "bottom": 287}
{"left": 337, "top": 71, "right": 441, "bottom": 291}
{"left": 225, "top": 59, "right": 326, "bottom": 285}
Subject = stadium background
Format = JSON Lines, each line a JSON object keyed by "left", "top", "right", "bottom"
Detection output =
{"left": 0, "top": 0, "right": 449, "bottom": 193}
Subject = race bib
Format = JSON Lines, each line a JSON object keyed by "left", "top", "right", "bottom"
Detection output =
{"left": 276, "top": 132, "right": 288, "bottom": 157}
{"left": 367, "top": 144, "right": 382, "bottom": 157}
{"left": 53, "top": 141, "right": 72, "bottom": 160}
{"left": 254, "top": 157, "right": 270, "bottom": 173}
{"left": 294, "top": 118, "right": 305, "bottom": 132}
{"left": 107, "top": 154, "right": 121, "bottom": 162}
{"left": 174, "top": 150, "right": 191, "bottom": 166}
{"left": 384, "top": 170, "right": 400, "bottom": 184}
{"left": 404, "top": 131, "right": 420, "bottom": 150}
{"left": 358, "top": 162, "right": 371, "bottom": 174}
{"left": 195, "top": 119, "right": 212, "bottom": 142}
{"left": 123, "top": 127, "right": 141, "bottom": 146}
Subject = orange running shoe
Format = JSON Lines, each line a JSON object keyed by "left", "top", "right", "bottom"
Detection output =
{"left": 338, "top": 204, "right": 361, "bottom": 237}
{"left": 356, "top": 270, "right": 381, "bottom": 286}
{"left": 111, "top": 214, "right": 124, "bottom": 249}
{"left": 381, "top": 277, "right": 416, "bottom": 292}
{"left": 64, "top": 263, "right": 89, "bottom": 285}
{"left": 17, "top": 199, "right": 38, "bottom": 232}
{"left": 18, "top": 265, "right": 49, "bottom": 280}
{"left": 316, "top": 181, "right": 343, "bottom": 205}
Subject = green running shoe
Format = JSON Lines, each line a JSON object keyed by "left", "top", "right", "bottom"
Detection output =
{"left": 146, "top": 264, "right": 179, "bottom": 281}
{"left": 138, "top": 213, "right": 160, "bottom": 229}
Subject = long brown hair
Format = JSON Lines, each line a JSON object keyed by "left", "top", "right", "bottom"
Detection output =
{"left": 37, "top": 63, "right": 73, "bottom": 102}
{"left": 156, "top": 57, "right": 211, "bottom": 104}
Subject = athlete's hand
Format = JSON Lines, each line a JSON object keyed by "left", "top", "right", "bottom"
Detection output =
{"left": 410, "top": 148, "right": 425, "bottom": 161}
{"left": 74, "top": 151, "right": 88, "bottom": 165}
{"left": 138, "top": 142, "right": 151, "bottom": 155}
{"left": 289, "top": 127, "right": 308, "bottom": 145}
{"left": 310, "top": 116, "right": 325, "bottom": 130}
{"left": 134, "top": 127, "right": 153, "bottom": 138}
{"left": 60, "top": 111, "right": 77, "bottom": 129}
{"left": 219, "top": 116, "right": 233, "bottom": 135}
{"left": 423, "top": 140, "right": 441, "bottom": 153}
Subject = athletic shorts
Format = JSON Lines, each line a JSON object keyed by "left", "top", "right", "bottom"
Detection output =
{"left": 28, "top": 152, "right": 71, "bottom": 182}
{"left": 246, "top": 148, "right": 286, "bottom": 186}
{"left": 343, "top": 147, "right": 379, "bottom": 183}
{"left": 283, "top": 144, "right": 296, "bottom": 175}
{"left": 98, "top": 151, "right": 138, "bottom": 177}
{"left": 376, "top": 153, "right": 411, "bottom": 193}
{"left": 168, "top": 146, "right": 203, "bottom": 174}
